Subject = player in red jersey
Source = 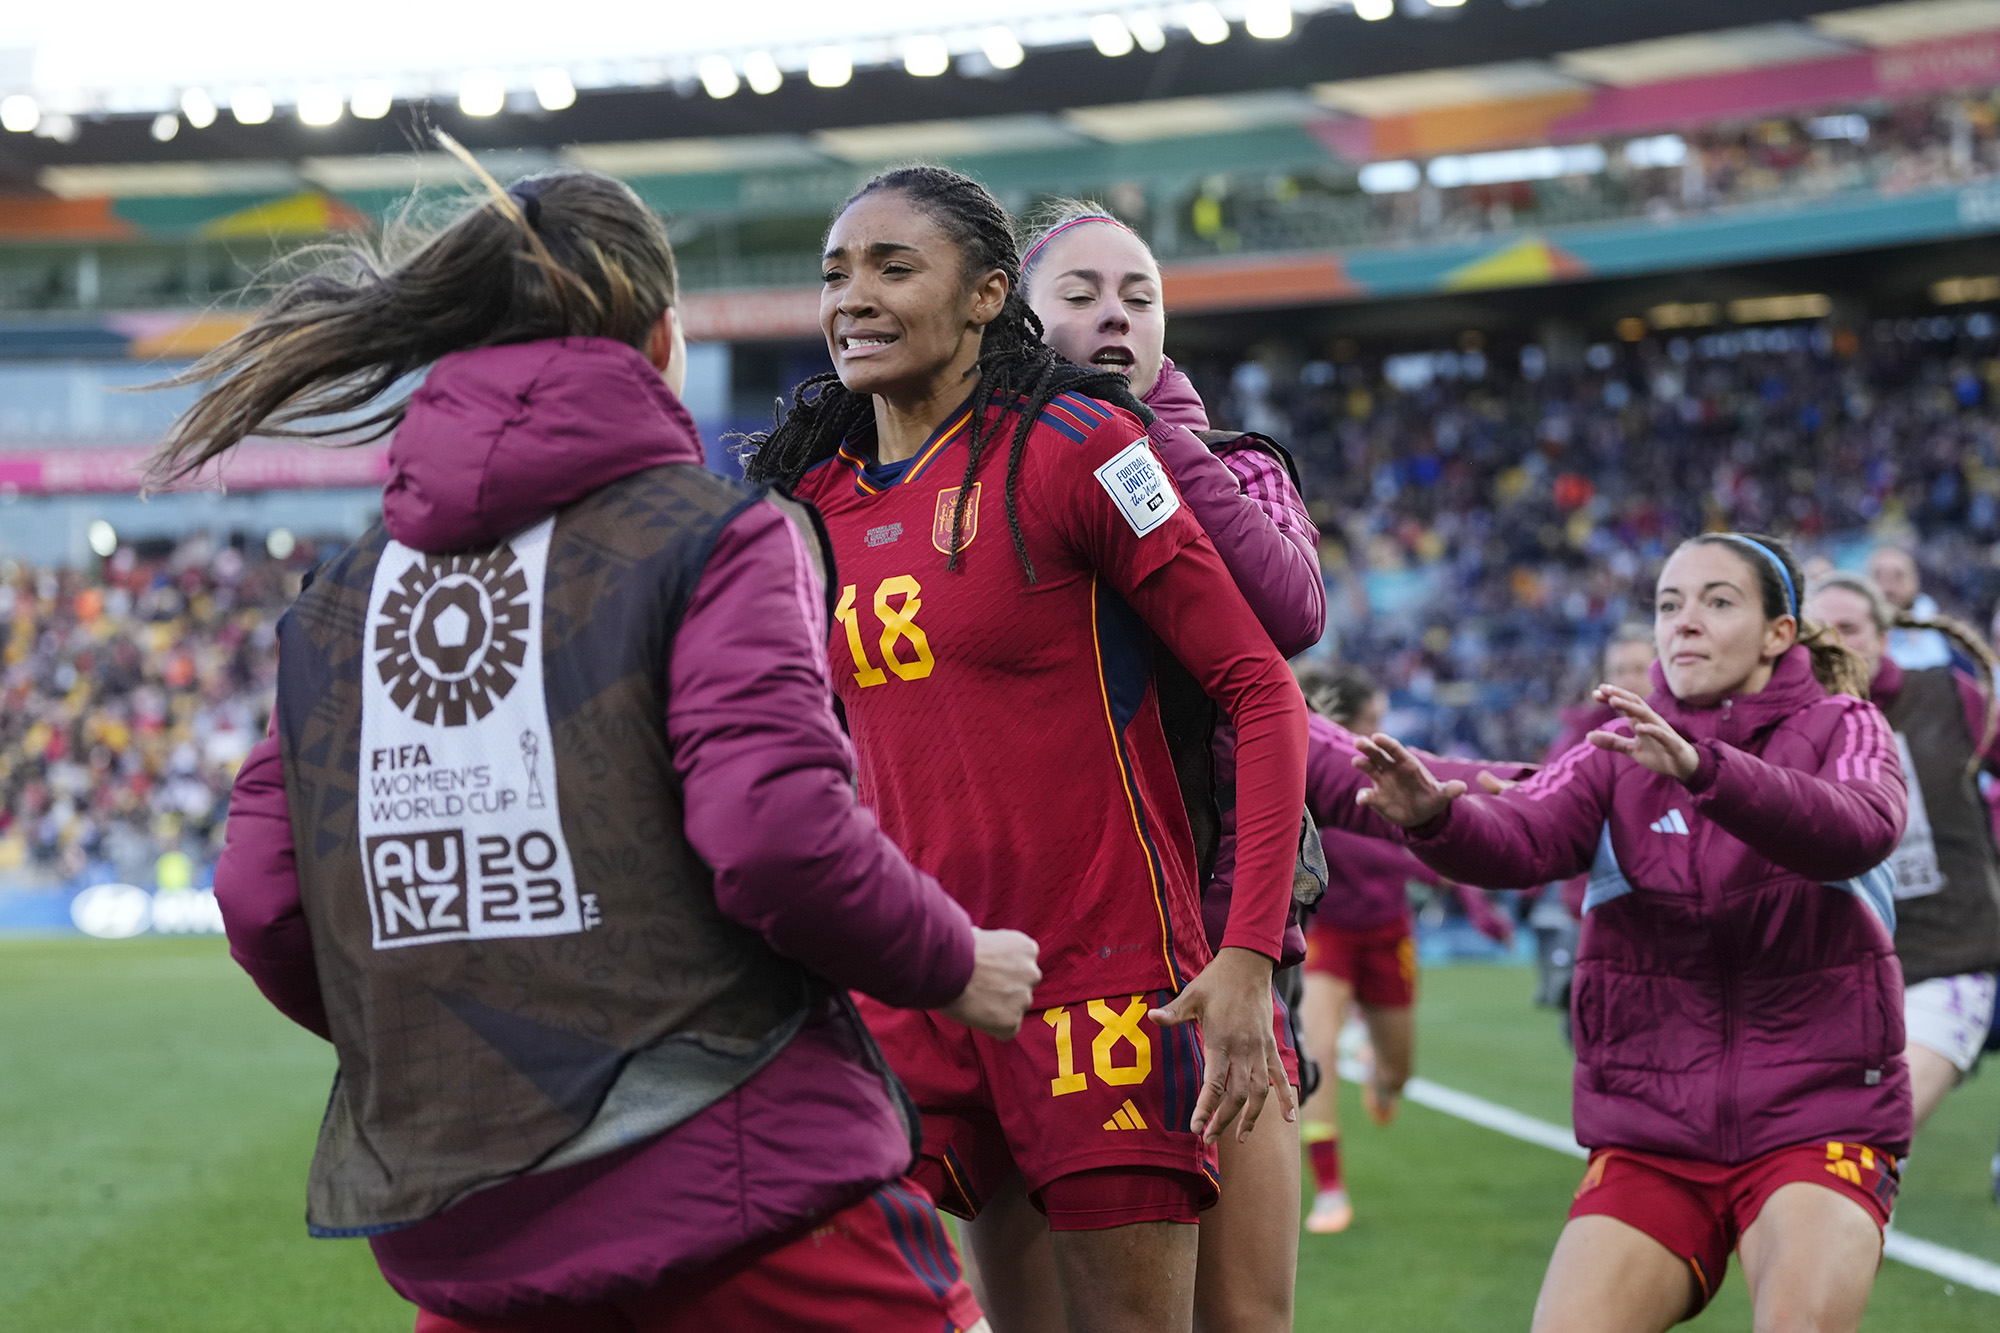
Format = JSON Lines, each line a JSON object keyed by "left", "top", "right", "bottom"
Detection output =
{"left": 745, "top": 166, "right": 1308, "bottom": 1333}
{"left": 991, "top": 202, "right": 1323, "bottom": 1333}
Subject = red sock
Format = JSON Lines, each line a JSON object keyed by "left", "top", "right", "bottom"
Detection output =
{"left": 1309, "top": 1137, "right": 1342, "bottom": 1192}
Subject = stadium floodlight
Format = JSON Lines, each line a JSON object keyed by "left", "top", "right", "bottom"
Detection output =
{"left": 1181, "top": 4, "right": 1230, "bottom": 43}
{"left": 1354, "top": 0, "right": 1394, "bottom": 19}
{"left": 1128, "top": 14, "right": 1168, "bottom": 51}
{"left": 1245, "top": 0, "right": 1294, "bottom": 39}
{"left": 298, "top": 86, "right": 344, "bottom": 127}
{"left": 231, "top": 87, "right": 274, "bottom": 125}
{"left": 534, "top": 68, "right": 577, "bottom": 111}
{"left": 1090, "top": 14, "right": 1136, "bottom": 57}
{"left": 904, "top": 35, "right": 950, "bottom": 77}
{"left": 87, "top": 521, "right": 118, "bottom": 559}
{"left": 808, "top": 46, "right": 853, "bottom": 88}
{"left": 1428, "top": 143, "right": 1606, "bottom": 187}
{"left": 1358, "top": 159, "right": 1421, "bottom": 193}
{"left": 0, "top": 95, "right": 38, "bottom": 134}
{"left": 150, "top": 113, "right": 179, "bottom": 142}
{"left": 180, "top": 88, "right": 218, "bottom": 128}
{"left": 459, "top": 71, "right": 506, "bottom": 117}
{"left": 699, "top": 55, "right": 741, "bottom": 99}
{"left": 744, "top": 51, "right": 783, "bottom": 94}
{"left": 1624, "top": 134, "right": 1687, "bottom": 169}
{"left": 982, "top": 25, "right": 1027, "bottom": 69}
{"left": 351, "top": 81, "right": 394, "bottom": 120}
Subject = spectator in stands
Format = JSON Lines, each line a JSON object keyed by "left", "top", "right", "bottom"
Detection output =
{"left": 1870, "top": 544, "right": 1954, "bottom": 670}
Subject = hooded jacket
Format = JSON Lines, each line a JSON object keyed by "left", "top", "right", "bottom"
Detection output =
{"left": 1143, "top": 360, "right": 1327, "bottom": 958}
{"left": 1401, "top": 648, "right": 1913, "bottom": 1162}
{"left": 214, "top": 337, "right": 974, "bottom": 1318}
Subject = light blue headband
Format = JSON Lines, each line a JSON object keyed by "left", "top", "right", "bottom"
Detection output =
{"left": 1729, "top": 536, "right": 1798, "bottom": 619}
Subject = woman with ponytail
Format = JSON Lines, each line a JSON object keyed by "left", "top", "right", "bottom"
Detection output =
{"left": 187, "top": 159, "right": 1039, "bottom": 1333}
{"left": 1352, "top": 532, "right": 1909, "bottom": 1333}
{"left": 745, "top": 165, "right": 1307, "bottom": 1333}
{"left": 1805, "top": 572, "right": 2000, "bottom": 1130}
{"left": 1006, "top": 200, "right": 1321, "bottom": 1333}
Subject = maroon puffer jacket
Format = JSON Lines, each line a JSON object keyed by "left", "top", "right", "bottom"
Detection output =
{"left": 214, "top": 337, "right": 974, "bottom": 1318}
{"left": 1402, "top": 648, "right": 1913, "bottom": 1162}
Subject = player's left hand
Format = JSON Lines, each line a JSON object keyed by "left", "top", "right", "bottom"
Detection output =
{"left": 1149, "top": 946, "right": 1297, "bottom": 1144}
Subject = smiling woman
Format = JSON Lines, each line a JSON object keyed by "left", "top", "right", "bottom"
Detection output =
{"left": 1349, "top": 531, "right": 1914, "bottom": 1333}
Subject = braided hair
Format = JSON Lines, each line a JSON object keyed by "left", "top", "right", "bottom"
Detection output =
{"left": 740, "top": 166, "right": 1150, "bottom": 582}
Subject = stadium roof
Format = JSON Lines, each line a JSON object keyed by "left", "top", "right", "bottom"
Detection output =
{"left": 0, "top": 0, "right": 1949, "bottom": 184}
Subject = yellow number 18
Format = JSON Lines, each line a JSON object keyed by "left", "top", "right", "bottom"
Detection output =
{"left": 836, "top": 575, "right": 935, "bottom": 688}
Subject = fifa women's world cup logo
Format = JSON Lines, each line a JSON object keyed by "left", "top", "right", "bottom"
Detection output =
{"left": 372, "top": 547, "right": 533, "bottom": 726}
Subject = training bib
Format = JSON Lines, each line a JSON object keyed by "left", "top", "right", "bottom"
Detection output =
{"left": 356, "top": 518, "right": 584, "bottom": 949}
{"left": 1887, "top": 731, "right": 1946, "bottom": 901}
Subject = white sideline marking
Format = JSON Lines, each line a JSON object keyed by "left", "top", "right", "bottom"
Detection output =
{"left": 1349, "top": 1064, "right": 2000, "bottom": 1296}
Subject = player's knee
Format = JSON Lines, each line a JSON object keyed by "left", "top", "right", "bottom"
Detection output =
{"left": 1195, "top": 1281, "right": 1295, "bottom": 1333}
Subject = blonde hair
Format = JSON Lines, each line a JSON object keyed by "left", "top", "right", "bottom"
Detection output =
{"left": 1809, "top": 570, "right": 2000, "bottom": 770}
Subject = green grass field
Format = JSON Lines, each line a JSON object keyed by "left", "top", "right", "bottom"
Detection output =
{"left": 4, "top": 937, "right": 1997, "bottom": 1330}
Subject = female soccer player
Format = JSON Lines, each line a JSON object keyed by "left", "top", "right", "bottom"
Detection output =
{"left": 745, "top": 167, "right": 1308, "bottom": 1333}
{"left": 1805, "top": 573, "right": 2000, "bottom": 1128}
{"left": 1018, "top": 201, "right": 1322, "bottom": 1333}
{"left": 1291, "top": 663, "right": 1518, "bottom": 1235}
{"left": 164, "top": 162, "right": 1039, "bottom": 1333}
{"left": 1354, "top": 533, "right": 1909, "bottom": 1333}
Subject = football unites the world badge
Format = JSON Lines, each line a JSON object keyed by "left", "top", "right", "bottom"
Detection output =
{"left": 371, "top": 548, "right": 533, "bottom": 726}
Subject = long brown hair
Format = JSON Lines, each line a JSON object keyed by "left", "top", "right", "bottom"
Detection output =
{"left": 1678, "top": 532, "right": 1869, "bottom": 699}
{"left": 1808, "top": 569, "right": 2000, "bottom": 770}
{"left": 147, "top": 135, "right": 677, "bottom": 489}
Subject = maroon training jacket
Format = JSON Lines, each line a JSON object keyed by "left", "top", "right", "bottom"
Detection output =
{"left": 1402, "top": 648, "right": 1914, "bottom": 1162}
{"left": 213, "top": 337, "right": 975, "bottom": 1317}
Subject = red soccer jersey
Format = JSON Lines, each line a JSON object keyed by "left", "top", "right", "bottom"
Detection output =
{"left": 795, "top": 390, "right": 1213, "bottom": 1006}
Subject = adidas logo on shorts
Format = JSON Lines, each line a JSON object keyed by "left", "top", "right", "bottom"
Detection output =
{"left": 1649, "top": 809, "right": 1691, "bottom": 836}
{"left": 1103, "top": 1099, "right": 1149, "bottom": 1131}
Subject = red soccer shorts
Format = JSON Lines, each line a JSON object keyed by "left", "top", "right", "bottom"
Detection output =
{"left": 410, "top": 1178, "right": 981, "bottom": 1333}
{"left": 1304, "top": 920, "right": 1417, "bottom": 1008}
{"left": 1569, "top": 1140, "right": 1900, "bottom": 1310}
{"left": 858, "top": 989, "right": 1222, "bottom": 1228}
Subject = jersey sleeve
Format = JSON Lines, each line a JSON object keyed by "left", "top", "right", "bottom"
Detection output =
{"left": 1026, "top": 404, "right": 1206, "bottom": 592}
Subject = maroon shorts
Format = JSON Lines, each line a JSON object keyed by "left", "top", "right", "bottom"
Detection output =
{"left": 1272, "top": 984, "right": 1301, "bottom": 1089}
{"left": 859, "top": 989, "right": 1221, "bottom": 1229}
{"left": 1569, "top": 1141, "right": 1900, "bottom": 1310}
{"left": 1304, "top": 920, "right": 1417, "bottom": 1008}
{"left": 410, "top": 1179, "right": 980, "bottom": 1333}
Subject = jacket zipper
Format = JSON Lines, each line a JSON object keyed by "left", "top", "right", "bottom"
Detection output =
{"left": 1709, "top": 697, "right": 1741, "bottom": 1162}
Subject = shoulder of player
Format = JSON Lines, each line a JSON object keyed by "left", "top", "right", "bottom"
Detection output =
{"left": 1009, "top": 391, "right": 1147, "bottom": 456}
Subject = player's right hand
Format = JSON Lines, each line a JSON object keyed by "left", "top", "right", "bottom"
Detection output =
{"left": 1353, "top": 732, "right": 1467, "bottom": 829}
{"left": 941, "top": 928, "right": 1041, "bottom": 1039}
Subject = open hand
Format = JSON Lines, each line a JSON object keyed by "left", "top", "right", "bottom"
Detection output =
{"left": 1587, "top": 685, "right": 1699, "bottom": 782}
{"left": 1149, "top": 947, "right": 1296, "bottom": 1144}
{"left": 1352, "top": 733, "right": 1468, "bottom": 829}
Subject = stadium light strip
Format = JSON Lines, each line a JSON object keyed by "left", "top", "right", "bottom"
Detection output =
{"left": 1345, "top": 1060, "right": 2000, "bottom": 1299}
{"left": 0, "top": 0, "right": 1380, "bottom": 124}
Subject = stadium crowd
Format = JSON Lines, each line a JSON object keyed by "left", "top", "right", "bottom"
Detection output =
{"left": 1190, "top": 314, "right": 2000, "bottom": 763}
{"left": 7, "top": 316, "right": 2000, "bottom": 885}
{"left": 1190, "top": 86, "right": 2000, "bottom": 254}
{"left": 0, "top": 538, "right": 304, "bottom": 889}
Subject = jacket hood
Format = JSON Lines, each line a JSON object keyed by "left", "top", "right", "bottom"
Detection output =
{"left": 382, "top": 337, "right": 704, "bottom": 552}
{"left": 1144, "top": 356, "right": 1211, "bottom": 430}
{"left": 1649, "top": 644, "right": 1827, "bottom": 736}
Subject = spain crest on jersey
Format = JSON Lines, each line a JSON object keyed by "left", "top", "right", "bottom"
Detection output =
{"left": 933, "top": 482, "right": 981, "bottom": 555}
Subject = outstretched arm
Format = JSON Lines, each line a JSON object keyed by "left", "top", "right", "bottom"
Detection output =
{"left": 1353, "top": 733, "right": 1608, "bottom": 888}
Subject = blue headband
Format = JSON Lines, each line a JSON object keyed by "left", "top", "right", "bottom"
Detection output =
{"left": 1730, "top": 536, "right": 1798, "bottom": 619}
{"left": 507, "top": 178, "right": 545, "bottom": 231}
